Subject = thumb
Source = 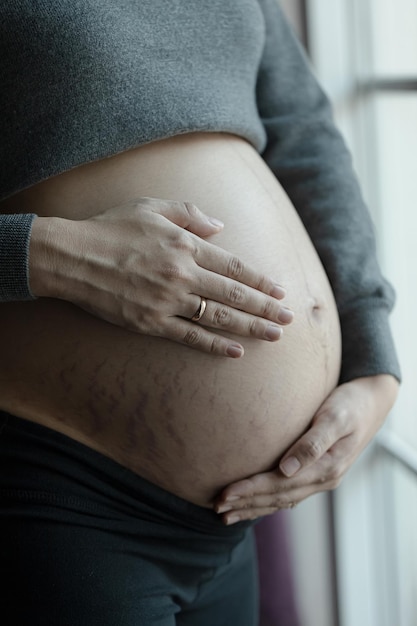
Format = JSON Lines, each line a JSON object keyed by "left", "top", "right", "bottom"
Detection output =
{"left": 156, "top": 200, "right": 224, "bottom": 238}
{"left": 279, "top": 411, "right": 338, "bottom": 477}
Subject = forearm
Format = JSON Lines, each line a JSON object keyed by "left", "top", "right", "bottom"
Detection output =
{"left": 0, "top": 212, "right": 79, "bottom": 302}
{"left": 257, "top": 0, "right": 400, "bottom": 383}
{"left": 264, "top": 106, "right": 399, "bottom": 382}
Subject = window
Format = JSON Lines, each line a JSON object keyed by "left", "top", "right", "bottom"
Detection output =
{"left": 305, "top": 0, "right": 417, "bottom": 624}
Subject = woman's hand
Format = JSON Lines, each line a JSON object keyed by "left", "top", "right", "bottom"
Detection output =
{"left": 29, "top": 197, "right": 293, "bottom": 356}
{"left": 215, "top": 374, "right": 399, "bottom": 523}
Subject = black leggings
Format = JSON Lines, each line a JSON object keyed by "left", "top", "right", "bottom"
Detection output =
{"left": 0, "top": 412, "right": 258, "bottom": 626}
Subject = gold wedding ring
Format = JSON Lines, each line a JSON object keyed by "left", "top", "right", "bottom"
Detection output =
{"left": 191, "top": 297, "right": 207, "bottom": 322}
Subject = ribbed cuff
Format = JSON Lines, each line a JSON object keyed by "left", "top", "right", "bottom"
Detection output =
{"left": 0, "top": 213, "right": 37, "bottom": 302}
{"left": 339, "top": 305, "right": 401, "bottom": 384}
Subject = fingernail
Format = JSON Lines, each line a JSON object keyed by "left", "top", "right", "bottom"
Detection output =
{"left": 227, "top": 344, "right": 244, "bottom": 358}
{"left": 226, "top": 515, "right": 241, "bottom": 526}
{"left": 271, "top": 284, "right": 286, "bottom": 299}
{"left": 265, "top": 324, "right": 283, "bottom": 341}
{"left": 280, "top": 456, "right": 301, "bottom": 477}
{"left": 278, "top": 307, "right": 294, "bottom": 324}
{"left": 208, "top": 217, "right": 224, "bottom": 228}
{"left": 217, "top": 504, "right": 234, "bottom": 514}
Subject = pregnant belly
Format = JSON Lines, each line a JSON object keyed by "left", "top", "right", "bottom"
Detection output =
{"left": 0, "top": 133, "right": 341, "bottom": 506}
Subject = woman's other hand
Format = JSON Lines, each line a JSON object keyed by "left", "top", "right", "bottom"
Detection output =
{"left": 215, "top": 374, "right": 399, "bottom": 523}
{"left": 28, "top": 197, "right": 293, "bottom": 356}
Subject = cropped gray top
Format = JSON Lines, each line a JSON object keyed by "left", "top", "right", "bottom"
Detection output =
{"left": 0, "top": 0, "right": 401, "bottom": 382}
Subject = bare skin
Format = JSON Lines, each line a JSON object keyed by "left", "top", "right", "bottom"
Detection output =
{"left": 29, "top": 197, "right": 291, "bottom": 358}
{"left": 1, "top": 133, "right": 345, "bottom": 506}
{"left": 216, "top": 373, "right": 399, "bottom": 523}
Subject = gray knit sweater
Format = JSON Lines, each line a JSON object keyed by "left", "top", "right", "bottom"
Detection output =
{"left": 0, "top": 0, "right": 400, "bottom": 382}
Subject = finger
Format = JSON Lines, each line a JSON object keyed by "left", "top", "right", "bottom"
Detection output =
{"left": 279, "top": 410, "right": 348, "bottom": 477}
{"left": 221, "top": 506, "right": 281, "bottom": 525}
{"left": 153, "top": 199, "right": 226, "bottom": 238}
{"left": 192, "top": 273, "right": 292, "bottom": 326}
{"left": 163, "top": 316, "right": 245, "bottom": 358}
{"left": 217, "top": 479, "right": 317, "bottom": 516}
{"left": 223, "top": 499, "right": 308, "bottom": 525}
{"left": 194, "top": 237, "right": 288, "bottom": 301}
{"left": 219, "top": 497, "right": 306, "bottom": 525}
{"left": 216, "top": 491, "right": 298, "bottom": 515}
{"left": 217, "top": 453, "right": 346, "bottom": 524}
{"left": 216, "top": 444, "right": 350, "bottom": 507}
{"left": 220, "top": 474, "right": 342, "bottom": 524}
{"left": 217, "top": 472, "right": 280, "bottom": 502}
{"left": 184, "top": 297, "right": 284, "bottom": 343}
{"left": 215, "top": 475, "right": 293, "bottom": 513}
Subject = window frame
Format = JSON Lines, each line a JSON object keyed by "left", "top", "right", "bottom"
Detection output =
{"left": 304, "top": 1, "right": 417, "bottom": 624}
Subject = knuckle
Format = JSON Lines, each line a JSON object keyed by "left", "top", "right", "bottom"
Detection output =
{"left": 128, "top": 309, "right": 154, "bottom": 335}
{"left": 335, "top": 406, "right": 350, "bottom": 427}
{"left": 326, "top": 464, "right": 343, "bottom": 486}
{"left": 261, "top": 298, "right": 277, "bottom": 319}
{"left": 272, "top": 494, "right": 282, "bottom": 508}
{"left": 236, "top": 478, "right": 255, "bottom": 497}
{"left": 319, "top": 473, "right": 328, "bottom": 485}
{"left": 254, "top": 274, "right": 270, "bottom": 292}
{"left": 227, "top": 255, "right": 244, "bottom": 279}
{"left": 134, "top": 316, "right": 151, "bottom": 334}
{"left": 227, "top": 284, "right": 245, "bottom": 306}
{"left": 303, "top": 438, "right": 324, "bottom": 461}
{"left": 208, "top": 336, "right": 224, "bottom": 354}
{"left": 182, "top": 201, "right": 199, "bottom": 219}
{"left": 159, "top": 262, "right": 187, "bottom": 282}
{"left": 183, "top": 328, "right": 202, "bottom": 347}
{"left": 213, "top": 306, "right": 232, "bottom": 327}
{"left": 128, "top": 199, "right": 143, "bottom": 216}
{"left": 248, "top": 318, "right": 262, "bottom": 337}
{"left": 132, "top": 196, "right": 153, "bottom": 214}
{"left": 171, "top": 230, "right": 194, "bottom": 253}
{"left": 275, "top": 500, "right": 287, "bottom": 510}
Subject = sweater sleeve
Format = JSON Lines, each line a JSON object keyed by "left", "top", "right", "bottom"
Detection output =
{"left": 256, "top": 0, "right": 400, "bottom": 383}
{"left": 0, "top": 213, "right": 37, "bottom": 302}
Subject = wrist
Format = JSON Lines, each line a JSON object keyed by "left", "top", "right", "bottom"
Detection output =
{"left": 355, "top": 374, "right": 400, "bottom": 416}
{"left": 28, "top": 215, "right": 81, "bottom": 299}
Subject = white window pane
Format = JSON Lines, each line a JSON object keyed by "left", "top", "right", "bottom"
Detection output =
{"left": 373, "top": 93, "right": 417, "bottom": 449}
{"left": 369, "top": 0, "right": 417, "bottom": 77}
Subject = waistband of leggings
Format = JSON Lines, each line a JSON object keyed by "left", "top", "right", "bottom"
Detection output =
{"left": 0, "top": 410, "right": 253, "bottom": 537}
